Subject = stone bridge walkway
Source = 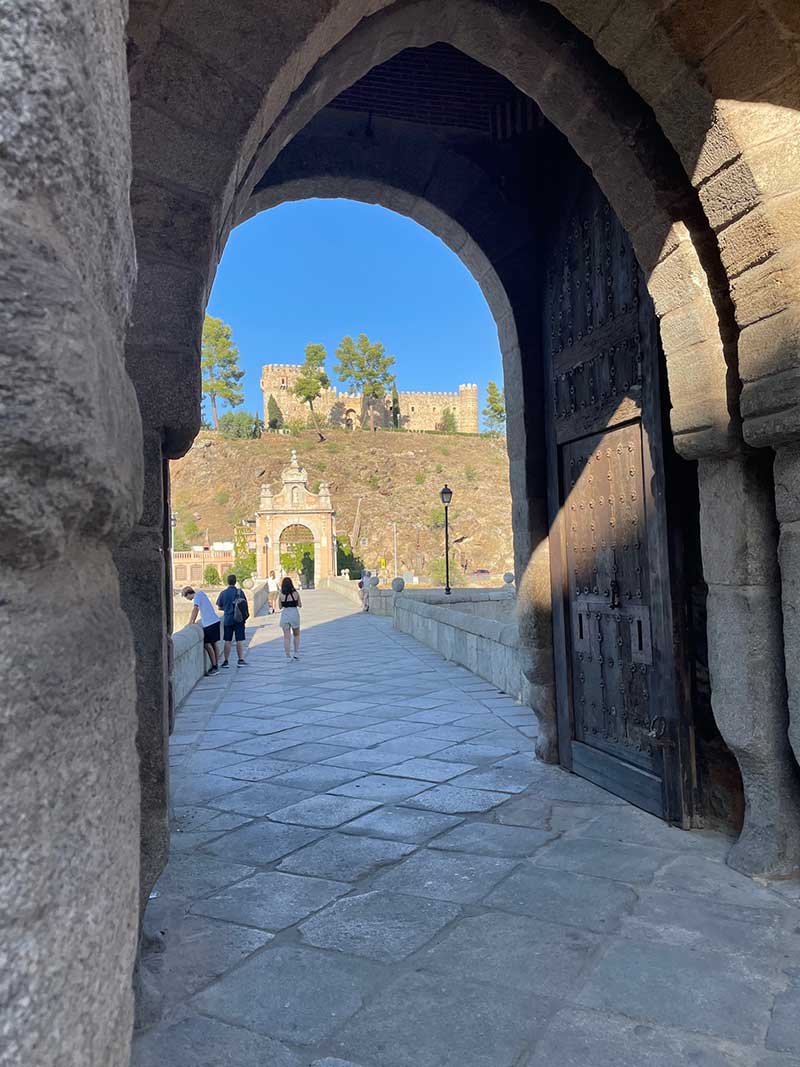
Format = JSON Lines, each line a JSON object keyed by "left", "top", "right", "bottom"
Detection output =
{"left": 133, "top": 590, "right": 800, "bottom": 1067}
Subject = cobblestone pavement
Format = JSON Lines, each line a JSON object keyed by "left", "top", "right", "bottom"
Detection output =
{"left": 133, "top": 590, "right": 800, "bottom": 1067}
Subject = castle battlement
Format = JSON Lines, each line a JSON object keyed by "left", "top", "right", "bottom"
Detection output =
{"left": 261, "top": 362, "right": 480, "bottom": 433}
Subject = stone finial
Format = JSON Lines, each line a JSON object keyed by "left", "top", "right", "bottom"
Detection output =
{"left": 290, "top": 448, "right": 298, "bottom": 467}
{"left": 503, "top": 572, "right": 515, "bottom": 585}
{"left": 391, "top": 577, "right": 405, "bottom": 592}
{"left": 369, "top": 575, "right": 380, "bottom": 587}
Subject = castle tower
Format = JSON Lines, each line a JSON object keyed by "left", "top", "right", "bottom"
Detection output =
{"left": 260, "top": 363, "right": 306, "bottom": 426}
{"left": 457, "top": 383, "right": 479, "bottom": 433}
{"left": 261, "top": 363, "right": 343, "bottom": 428}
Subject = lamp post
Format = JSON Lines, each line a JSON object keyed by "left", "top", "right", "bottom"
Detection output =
{"left": 440, "top": 484, "right": 453, "bottom": 595}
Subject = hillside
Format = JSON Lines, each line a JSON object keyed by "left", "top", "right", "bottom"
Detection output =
{"left": 170, "top": 429, "right": 514, "bottom": 578}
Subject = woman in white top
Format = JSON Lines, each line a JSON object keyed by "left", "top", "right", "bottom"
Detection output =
{"left": 279, "top": 576, "right": 302, "bottom": 661}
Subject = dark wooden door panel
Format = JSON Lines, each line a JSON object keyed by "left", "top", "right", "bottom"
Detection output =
{"left": 543, "top": 177, "right": 691, "bottom": 823}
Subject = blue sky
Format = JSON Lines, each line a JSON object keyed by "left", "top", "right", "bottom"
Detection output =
{"left": 206, "top": 199, "right": 503, "bottom": 422}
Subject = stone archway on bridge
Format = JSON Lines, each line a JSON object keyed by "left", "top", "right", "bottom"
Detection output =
{"left": 123, "top": 4, "right": 800, "bottom": 897}
{"left": 10, "top": 0, "right": 800, "bottom": 1059}
{"left": 254, "top": 450, "right": 336, "bottom": 588}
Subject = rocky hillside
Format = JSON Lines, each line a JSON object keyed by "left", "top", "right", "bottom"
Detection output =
{"left": 170, "top": 429, "right": 513, "bottom": 577}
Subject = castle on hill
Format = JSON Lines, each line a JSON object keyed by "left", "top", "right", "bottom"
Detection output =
{"left": 261, "top": 364, "right": 479, "bottom": 433}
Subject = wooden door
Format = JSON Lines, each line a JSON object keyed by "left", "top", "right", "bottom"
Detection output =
{"left": 544, "top": 178, "right": 692, "bottom": 823}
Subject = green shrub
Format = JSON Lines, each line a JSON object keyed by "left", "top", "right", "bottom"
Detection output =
{"left": 428, "top": 506, "right": 445, "bottom": 529}
{"left": 415, "top": 472, "right": 425, "bottom": 485}
{"left": 465, "top": 464, "right": 477, "bottom": 482}
{"left": 429, "top": 557, "right": 463, "bottom": 586}
{"left": 219, "top": 411, "right": 262, "bottom": 439}
{"left": 435, "top": 463, "right": 443, "bottom": 474}
{"left": 439, "top": 408, "right": 457, "bottom": 434}
{"left": 213, "top": 489, "right": 229, "bottom": 506}
{"left": 203, "top": 565, "right": 221, "bottom": 586}
{"left": 367, "top": 474, "right": 380, "bottom": 490}
{"left": 286, "top": 417, "right": 306, "bottom": 437}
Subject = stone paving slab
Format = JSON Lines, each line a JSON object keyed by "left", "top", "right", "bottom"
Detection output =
{"left": 192, "top": 870, "right": 350, "bottom": 931}
{"left": 299, "top": 889, "right": 461, "bottom": 961}
{"left": 134, "top": 590, "right": 800, "bottom": 1067}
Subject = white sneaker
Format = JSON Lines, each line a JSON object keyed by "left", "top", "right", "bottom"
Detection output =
{"left": 293, "top": 653, "right": 300, "bottom": 660}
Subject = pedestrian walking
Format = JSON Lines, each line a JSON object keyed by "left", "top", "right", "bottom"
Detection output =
{"left": 278, "top": 576, "right": 302, "bottom": 661}
{"left": 267, "top": 570, "right": 280, "bottom": 614}
{"left": 359, "top": 570, "right": 371, "bottom": 612}
{"left": 182, "top": 585, "right": 220, "bottom": 674}
{"left": 216, "top": 574, "right": 249, "bottom": 667}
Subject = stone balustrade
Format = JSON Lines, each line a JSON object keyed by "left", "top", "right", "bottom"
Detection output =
{"left": 170, "top": 580, "right": 268, "bottom": 711}
{"left": 319, "top": 576, "right": 526, "bottom": 701}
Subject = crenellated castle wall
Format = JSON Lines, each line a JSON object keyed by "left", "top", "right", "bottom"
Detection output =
{"left": 261, "top": 364, "right": 479, "bottom": 433}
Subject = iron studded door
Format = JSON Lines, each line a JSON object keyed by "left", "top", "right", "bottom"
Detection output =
{"left": 544, "top": 181, "right": 691, "bottom": 822}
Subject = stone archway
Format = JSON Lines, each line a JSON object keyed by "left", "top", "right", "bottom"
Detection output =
{"left": 236, "top": 57, "right": 799, "bottom": 877}
{"left": 119, "top": 13, "right": 800, "bottom": 916}
{"left": 278, "top": 523, "right": 316, "bottom": 587}
{"left": 8, "top": 1, "right": 800, "bottom": 1060}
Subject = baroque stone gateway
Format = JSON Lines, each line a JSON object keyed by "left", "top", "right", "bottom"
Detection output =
{"left": 3, "top": 0, "right": 800, "bottom": 1064}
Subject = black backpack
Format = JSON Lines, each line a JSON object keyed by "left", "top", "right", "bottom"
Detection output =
{"left": 233, "top": 590, "right": 249, "bottom": 624}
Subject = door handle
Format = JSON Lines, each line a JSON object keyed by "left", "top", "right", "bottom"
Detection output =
{"left": 609, "top": 580, "right": 621, "bottom": 609}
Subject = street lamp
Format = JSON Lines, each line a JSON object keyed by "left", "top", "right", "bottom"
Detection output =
{"left": 439, "top": 484, "right": 453, "bottom": 595}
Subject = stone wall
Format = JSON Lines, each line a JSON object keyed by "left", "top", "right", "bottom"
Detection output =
{"left": 261, "top": 364, "right": 479, "bottom": 432}
{"left": 391, "top": 589, "right": 530, "bottom": 706}
{"left": 171, "top": 624, "right": 206, "bottom": 707}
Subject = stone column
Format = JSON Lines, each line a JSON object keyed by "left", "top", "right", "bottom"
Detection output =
{"left": 774, "top": 443, "right": 800, "bottom": 769}
{"left": 113, "top": 428, "right": 172, "bottom": 918}
{"left": 698, "top": 452, "right": 800, "bottom": 877}
{"left": 2, "top": 0, "right": 143, "bottom": 1060}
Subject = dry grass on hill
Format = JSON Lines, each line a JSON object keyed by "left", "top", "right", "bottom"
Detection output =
{"left": 170, "top": 429, "right": 514, "bottom": 577}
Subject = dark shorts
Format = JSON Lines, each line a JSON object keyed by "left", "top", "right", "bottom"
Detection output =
{"left": 202, "top": 621, "right": 220, "bottom": 644}
{"left": 223, "top": 622, "right": 245, "bottom": 642}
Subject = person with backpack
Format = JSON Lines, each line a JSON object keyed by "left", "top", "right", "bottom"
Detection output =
{"left": 278, "top": 576, "right": 302, "bottom": 661}
{"left": 216, "top": 573, "right": 249, "bottom": 667}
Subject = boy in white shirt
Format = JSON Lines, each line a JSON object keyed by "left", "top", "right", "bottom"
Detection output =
{"left": 182, "top": 586, "right": 220, "bottom": 674}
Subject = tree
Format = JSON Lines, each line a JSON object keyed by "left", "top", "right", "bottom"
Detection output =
{"left": 293, "top": 343, "right": 329, "bottom": 438}
{"left": 440, "top": 407, "right": 457, "bottom": 434}
{"left": 483, "top": 380, "right": 506, "bottom": 433}
{"left": 391, "top": 384, "right": 401, "bottom": 429}
{"left": 203, "top": 564, "right": 221, "bottom": 586}
{"left": 281, "top": 543, "right": 315, "bottom": 586}
{"left": 267, "top": 394, "right": 284, "bottom": 430}
{"left": 336, "top": 535, "right": 365, "bottom": 577}
{"left": 201, "top": 315, "right": 244, "bottom": 429}
{"left": 334, "top": 333, "right": 396, "bottom": 430}
{"left": 218, "top": 410, "right": 261, "bottom": 439}
{"left": 232, "top": 525, "right": 257, "bottom": 583}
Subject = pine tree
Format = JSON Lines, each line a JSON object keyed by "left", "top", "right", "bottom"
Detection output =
{"left": 334, "top": 333, "right": 396, "bottom": 430}
{"left": 267, "top": 394, "right": 284, "bottom": 430}
{"left": 201, "top": 315, "right": 244, "bottom": 429}
{"left": 293, "top": 343, "right": 329, "bottom": 438}
{"left": 483, "top": 380, "right": 506, "bottom": 433}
